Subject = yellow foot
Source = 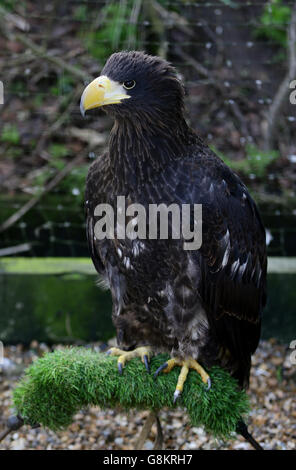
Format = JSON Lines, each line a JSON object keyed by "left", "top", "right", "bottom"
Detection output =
{"left": 107, "top": 346, "right": 153, "bottom": 374}
{"left": 154, "top": 357, "right": 211, "bottom": 403}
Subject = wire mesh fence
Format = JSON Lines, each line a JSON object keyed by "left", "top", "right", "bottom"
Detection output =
{"left": 0, "top": 0, "right": 296, "bottom": 258}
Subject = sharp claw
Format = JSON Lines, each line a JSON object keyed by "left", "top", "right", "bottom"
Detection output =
{"left": 143, "top": 355, "right": 150, "bottom": 373}
{"left": 173, "top": 389, "right": 181, "bottom": 404}
{"left": 154, "top": 362, "right": 168, "bottom": 379}
{"left": 206, "top": 378, "right": 211, "bottom": 390}
{"left": 118, "top": 362, "right": 123, "bottom": 375}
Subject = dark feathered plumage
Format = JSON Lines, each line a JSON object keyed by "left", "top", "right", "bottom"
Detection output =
{"left": 84, "top": 51, "right": 267, "bottom": 389}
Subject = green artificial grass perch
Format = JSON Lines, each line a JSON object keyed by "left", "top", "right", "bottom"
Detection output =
{"left": 12, "top": 347, "right": 249, "bottom": 440}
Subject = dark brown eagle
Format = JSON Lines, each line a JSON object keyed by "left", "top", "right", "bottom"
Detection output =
{"left": 80, "top": 51, "right": 267, "bottom": 399}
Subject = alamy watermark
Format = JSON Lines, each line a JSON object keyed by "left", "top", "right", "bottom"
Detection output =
{"left": 93, "top": 196, "right": 202, "bottom": 250}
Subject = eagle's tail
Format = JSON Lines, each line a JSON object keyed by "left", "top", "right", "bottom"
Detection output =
{"left": 0, "top": 414, "right": 24, "bottom": 443}
{"left": 236, "top": 419, "right": 264, "bottom": 450}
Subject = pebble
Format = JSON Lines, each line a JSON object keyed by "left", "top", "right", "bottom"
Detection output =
{"left": 114, "top": 437, "right": 123, "bottom": 446}
{"left": 10, "top": 438, "right": 25, "bottom": 450}
{"left": 144, "top": 440, "right": 154, "bottom": 450}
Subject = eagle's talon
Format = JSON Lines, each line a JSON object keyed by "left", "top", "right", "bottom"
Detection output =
{"left": 143, "top": 355, "right": 150, "bottom": 373}
{"left": 154, "top": 362, "right": 168, "bottom": 379}
{"left": 206, "top": 378, "right": 211, "bottom": 390}
{"left": 118, "top": 362, "right": 123, "bottom": 375}
{"left": 106, "top": 346, "right": 153, "bottom": 375}
{"left": 154, "top": 357, "right": 210, "bottom": 398}
{"left": 173, "top": 389, "right": 181, "bottom": 404}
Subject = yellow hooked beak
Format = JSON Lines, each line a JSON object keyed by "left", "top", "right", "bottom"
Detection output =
{"left": 80, "top": 75, "right": 130, "bottom": 116}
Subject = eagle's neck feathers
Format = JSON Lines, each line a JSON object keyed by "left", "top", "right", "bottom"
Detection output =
{"left": 108, "top": 111, "right": 197, "bottom": 191}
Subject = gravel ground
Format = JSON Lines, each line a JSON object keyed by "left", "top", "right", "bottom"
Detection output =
{"left": 0, "top": 339, "right": 295, "bottom": 450}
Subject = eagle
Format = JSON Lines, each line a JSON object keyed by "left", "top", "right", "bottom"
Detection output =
{"left": 80, "top": 51, "right": 267, "bottom": 400}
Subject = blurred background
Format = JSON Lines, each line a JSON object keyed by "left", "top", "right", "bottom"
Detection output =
{"left": 0, "top": 0, "right": 295, "bottom": 450}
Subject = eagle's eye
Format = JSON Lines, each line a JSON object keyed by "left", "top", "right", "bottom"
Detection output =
{"left": 123, "top": 80, "right": 136, "bottom": 90}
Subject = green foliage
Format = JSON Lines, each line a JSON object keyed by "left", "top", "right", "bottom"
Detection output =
{"left": 59, "top": 165, "right": 88, "bottom": 203}
{"left": 255, "top": 0, "right": 291, "bottom": 47}
{"left": 157, "top": 0, "right": 181, "bottom": 13}
{"left": 50, "top": 75, "right": 75, "bottom": 97}
{"left": 276, "top": 365, "right": 283, "bottom": 383}
{"left": 33, "top": 168, "right": 52, "bottom": 189}
{"left": 212, "top": 144, "right": 279, "bottom": 178}
{"left": 13, "top": 348, "right": 249, "bottom": 439}
{"left": 9, "top": 79, "right": 27, "bottom": 95}
{"left": 0, "top": 0, "right": 20, "bottom": 11}
{"left": 5, "top": 147, "right": 22, "bottom": 159}
{"left": 49, "top": 143, "right": 69, "bottom": 161}
{"left": 34, "top": 164, "right": 88, "bottom": 205}
{"left": 32, "top": 140, "right": 87, "bottom": 204}
{"left": 33, "top": 94, "right": 44, "bottom": 108}
{"left": 82, "top": 1, "right": 141, "bottom": 62}
{"left": 218, "top": 0, "right": 238, "bottom": 8}
{"left": 1, "top": 123, "right": 20, "bottom": 144}
{"left": 78, "top": 0, "right": 185, "bottom": 62}
{"left": 73, "top": 5, "right": 88, "bottom": 22}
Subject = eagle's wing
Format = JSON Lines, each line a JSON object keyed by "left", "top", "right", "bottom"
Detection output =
{"left": 85, "top": 155, "right": 108, "bottom": 275}
{"left": 86, "top": 208, "right": 105, "bottom": 275}
{"left": 188, "top": 152, "right": 267, "bottom": 384}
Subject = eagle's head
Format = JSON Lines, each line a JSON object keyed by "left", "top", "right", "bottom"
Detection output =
{"left": 80, "top": 51, "right": 184, "bottom": 120}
